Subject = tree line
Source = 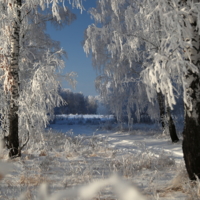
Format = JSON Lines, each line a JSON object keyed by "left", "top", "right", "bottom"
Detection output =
{"left": 55, "top": 89, "right": 97, "bottom": 115}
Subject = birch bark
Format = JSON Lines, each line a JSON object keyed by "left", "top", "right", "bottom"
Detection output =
{"left": 8, "top": 0, "right": 21, "bottom": 157}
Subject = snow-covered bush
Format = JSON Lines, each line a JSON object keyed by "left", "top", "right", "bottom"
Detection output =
{"left": 109, "top": 150, "right": 175, "bottom": 178}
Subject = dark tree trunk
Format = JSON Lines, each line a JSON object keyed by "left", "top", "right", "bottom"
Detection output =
{"left": 157, "top": 92, "right": 165, "bottom": 129}
{"left": 182, "top": 72, "right": 200, "bottom": 180}
{"left": 167, "top": 106, "right": 179, "bottom": 143}
{"left": 157, "top": 92, "right": 179, "bottom": 143}
{"left": 8, "top": 0, "right": 21, "bottom": 157}
{"left": 183, "top": 110, "right": 200, "bottom": 180}
{"left": 8, "top": 110, "right": 19, "bottom": 157}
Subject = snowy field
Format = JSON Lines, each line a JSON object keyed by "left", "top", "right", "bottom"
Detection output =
{"left": 0, "top": 115, "right": 197, "bottom": 200}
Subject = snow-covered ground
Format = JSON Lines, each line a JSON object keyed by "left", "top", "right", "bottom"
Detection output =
{"left": 0, "top": 115, "right": 196, "bottom": 200}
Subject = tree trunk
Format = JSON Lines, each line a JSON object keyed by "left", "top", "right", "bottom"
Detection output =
{"left": 167, "top": 106, "right": 179, "bottom": 143}
{"left": 181, "top": 0, "right": 200, "bottom": 180}
{"left": 157, "top": 92, "right": 179, "bottom": 143}
{"left": 8, "top": 0, "right": 21, "bottom": 157}
{"left": 157, "top": 92, "right": 165, "bottom": 129}
{"left": 182, "top": 73, "right": 200, "bottom": 180}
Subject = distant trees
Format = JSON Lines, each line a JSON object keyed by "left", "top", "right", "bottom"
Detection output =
{"left": 55, "top": 89, "right": 98, "bottom": 115}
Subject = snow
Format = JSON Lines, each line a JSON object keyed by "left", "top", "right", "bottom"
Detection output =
{"left": 0, "top": 115, "right": 192, "bottom": 199}
{"left": 50, "top": 121, "right": 183, "bottom": 160}
{"left": 55, "top": 114, "right": 115, "bottom": 121}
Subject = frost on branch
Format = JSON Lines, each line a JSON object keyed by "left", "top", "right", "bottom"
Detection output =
{"left": 19, "top": 49, "right": 75, "bottom": 133}
{"left": 140, "top": 0, "right": 200, "bottom": 111}
{"left": 84, "top": 0, "right": 159, "bottom": 125}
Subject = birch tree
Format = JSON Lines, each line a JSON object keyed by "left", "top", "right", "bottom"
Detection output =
{"left": 0, "top": 0, "right": 82, "bottom": 157}
{"left": 139, "top": 0, "right": 200, "bottom": 180}
{"left": 84, "top": 0, "right": 179, "bottom": 140}
{"left": 84, "top": 0, "right": 154, "bottom": 125}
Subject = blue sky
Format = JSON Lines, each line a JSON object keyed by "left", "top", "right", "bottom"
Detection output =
{"left": 47, "top": 1, "right": 98, "bottom": 96}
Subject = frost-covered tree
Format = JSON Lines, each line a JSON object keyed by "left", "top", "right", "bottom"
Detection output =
{"left": 94, "top": 61, "right": 159, "bottom": 126}
{"left": 139, "top": 0, "right": 200, "bottom": 180}
{"left": 84, "top": 0, "right": 155, "bottom": 125}
{"left": 0, "top": 0, "right": 82, "bottom": 157}
{"left": 84, "top": 0, "right": 179, "bottom": 140}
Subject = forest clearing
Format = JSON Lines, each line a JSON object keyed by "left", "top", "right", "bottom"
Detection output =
{"left": 0, "top": 116, "right": 193, "bottom": 200}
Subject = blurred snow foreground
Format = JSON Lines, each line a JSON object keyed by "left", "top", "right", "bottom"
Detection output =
{"left": 0, "top": 142, "right": 145, "bottom": 200}
{"left": 17, "top": 175, "right": 145, "bottom": 200}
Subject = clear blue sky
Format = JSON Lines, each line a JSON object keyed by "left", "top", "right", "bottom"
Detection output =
{"left": 47, "top": 1, "right": 98, "bottom": 96}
